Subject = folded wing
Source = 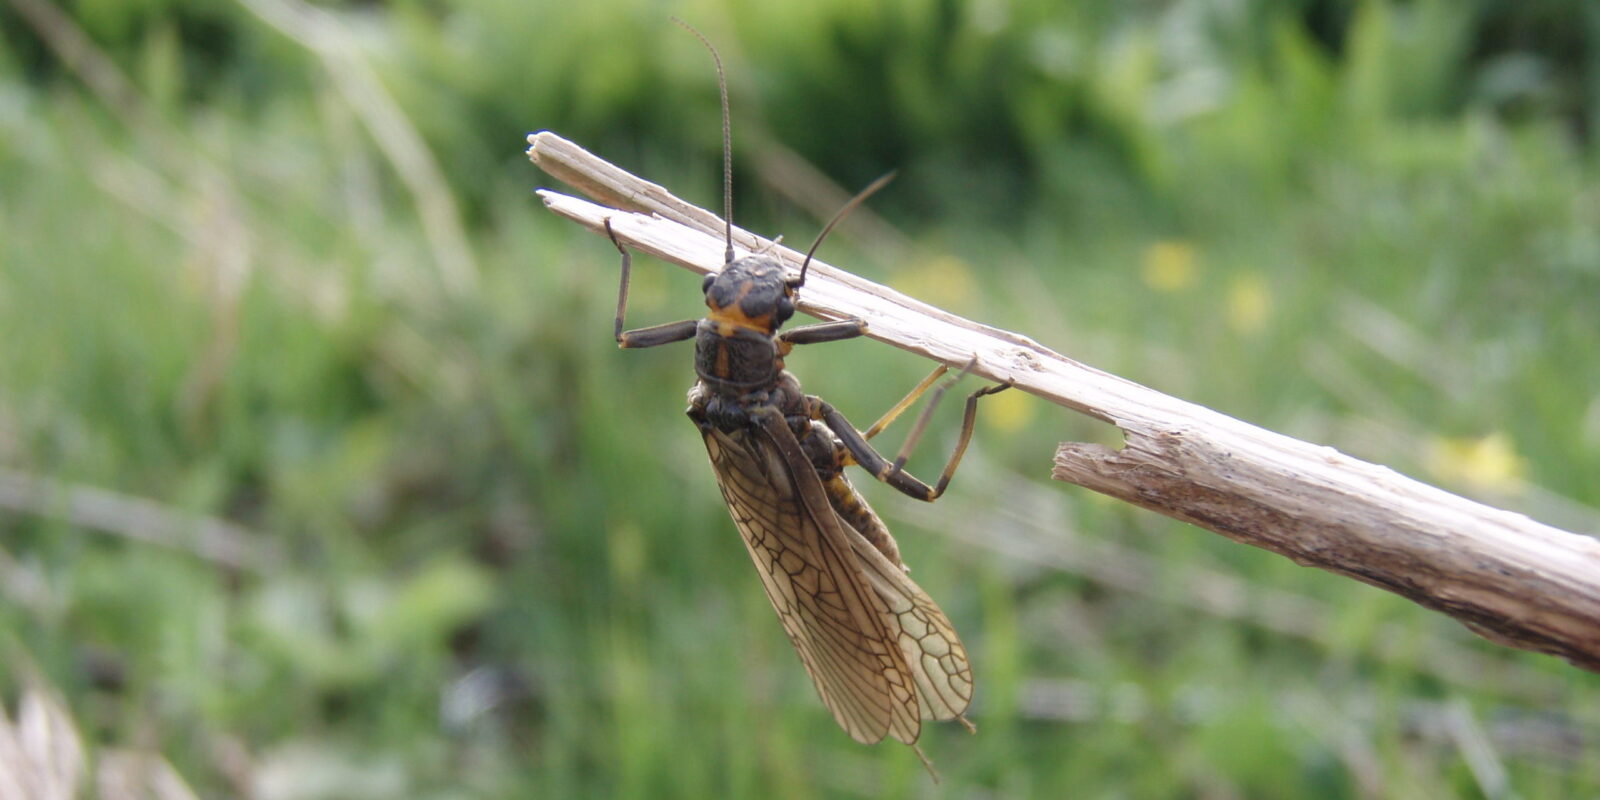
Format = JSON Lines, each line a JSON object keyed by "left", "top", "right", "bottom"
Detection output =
{"left": 701, "top": 410, "right": 972, "bottom": 743}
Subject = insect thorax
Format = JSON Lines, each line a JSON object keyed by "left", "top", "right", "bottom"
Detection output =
{"left": 693, "top": 319, "right": 779, "bottom": 395}
{"left": 687, "top": 368, "right": 808, "bottom": 433}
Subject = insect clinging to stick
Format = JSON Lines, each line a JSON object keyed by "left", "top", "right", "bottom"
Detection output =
{"left": 602, "top": 20, "right": 1013, "bottom": 757}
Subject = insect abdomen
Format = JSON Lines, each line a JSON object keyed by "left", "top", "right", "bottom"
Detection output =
{"left": 823, "top": 473, "right": 904, "bottom": 568}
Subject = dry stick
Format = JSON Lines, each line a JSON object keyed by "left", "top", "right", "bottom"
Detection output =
{"left": 895, "top": 459, "right": 1562, "bottom": 698}
{"left": 527, "top": 131, "right": 1600, "bottom": 673}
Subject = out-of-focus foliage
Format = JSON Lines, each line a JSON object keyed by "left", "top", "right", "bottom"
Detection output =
{"left": 1, "top": 0, "right": 1598, "bottom": 797}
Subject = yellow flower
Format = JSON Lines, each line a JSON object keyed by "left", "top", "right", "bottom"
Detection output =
{"left": 897, "top": 254, "right": 977, "bottom": 311}
{"left": 1142, "top": 241, "right": 1198, "bottom": 292}
{"left": 1425, "top": 433, "right": 1527, "bottom": 493}
{"left": 607, "top": 521, "right": 647, "bottom": 585}
{"left": 981, "top": 385, "right": 1035, "bottom": 435}
{"left": 1227, "top": 273, "right": 1272, "bottom": 333}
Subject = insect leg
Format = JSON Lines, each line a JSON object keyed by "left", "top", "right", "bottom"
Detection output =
{"left": 862, "top": 364, "right": 949, "bottom": 441}
{"left": 618, "top": 319, "right": 700, "bottom": 348}
{"left": 883, "top": 367, "right": 1012, "bottom": 498}
{"left": 779, "top": 319, "right": 867, "bottom": 346}
{"left": 812, "top": 363, "right": 1011, "bottom": 502}
{"left": 605, "top": 218, "right": 699, "bottom": 349}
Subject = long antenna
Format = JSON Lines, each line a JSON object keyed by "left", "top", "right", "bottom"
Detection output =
{"left": 797, "top": 171, "right": 896, "bottom": 287}
{"left": 672, "top": 18, "right": 735, "bottom": 266}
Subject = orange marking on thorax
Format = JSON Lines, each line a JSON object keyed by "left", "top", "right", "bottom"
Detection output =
{"left": 708, "top": 305, "right": 775, "bottom": 334}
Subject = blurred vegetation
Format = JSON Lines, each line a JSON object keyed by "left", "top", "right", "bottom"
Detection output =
{"left": 1, "top": 0, "right": 1598, "bottom": 797}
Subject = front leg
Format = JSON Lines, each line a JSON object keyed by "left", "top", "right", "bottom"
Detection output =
{"left": 606, "top": 217, "right": 699, "bottom": 349}
{"left": 779, "top": 319, "right": 867, "bottom": 347}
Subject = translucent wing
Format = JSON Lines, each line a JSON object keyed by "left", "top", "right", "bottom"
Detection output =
{"left": 701, "top": 410, "right": 921, "bottom": 744}
{"left": 823, "top": 472, "right": 975, "bottom": 724}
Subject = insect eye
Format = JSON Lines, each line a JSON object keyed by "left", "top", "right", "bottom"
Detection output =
{"left": 702, "top": 273, "right": 716, "bottom": 293}
{"left": 775, "top": 297, "right": 794, "bottom": 324}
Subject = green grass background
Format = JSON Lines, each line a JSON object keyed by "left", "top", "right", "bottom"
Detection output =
{"left": 2, "top": 0, "right": 1598, "bottom": 796}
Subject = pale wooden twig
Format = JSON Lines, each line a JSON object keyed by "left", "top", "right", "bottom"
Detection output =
{"left": 897, "top": 456, "right": 1564, "bottom": 698}
{"left": 526, "top": 131, "right": 1600, "bottom": 672}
